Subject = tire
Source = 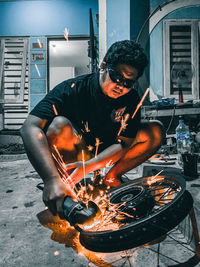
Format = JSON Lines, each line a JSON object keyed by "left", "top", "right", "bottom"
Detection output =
{"left": 79, "top": 175, "right": 193, "bottom": 252}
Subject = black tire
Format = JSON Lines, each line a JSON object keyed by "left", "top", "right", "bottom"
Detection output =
{"left": 79, "top": 175, "right": 193, "bottom": 252}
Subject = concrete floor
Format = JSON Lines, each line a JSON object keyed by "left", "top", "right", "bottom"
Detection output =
{"left": 1, "top": 154, "right": 200, "bottom": 267}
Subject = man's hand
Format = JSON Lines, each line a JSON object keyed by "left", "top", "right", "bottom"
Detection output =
{"left": 43, "top": 178, "right": 76, "bottom": 218}
{"left": 103, "top": 173, "right": 122, "bottom": 187}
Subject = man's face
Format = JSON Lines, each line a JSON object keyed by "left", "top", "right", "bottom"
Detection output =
{"left": 99, "top": 64, "right": 138, "bottom": 99}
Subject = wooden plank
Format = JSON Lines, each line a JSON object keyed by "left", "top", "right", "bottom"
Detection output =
{"left": 5, "top": 48, "right": 24, "bottom": 52}
{"left": 5, "top": 43, "right": 24, "bottom": 47}
{"left": 5, "top": 118, "right": 26, "bottom": 125}
{"left": 4, "top": 95, "right": 28, "bottom": 100}
{"left": 4, "top": 71, "right": 22, "bottom": 76}
{"left": 4, "top": 113, "right": 28, "bottom": 119}
{"left": 171, "top": 44, "right": 191, "bottom": 49}
{"left": 172, "top": 51, "right": 191, "bottom": 56}
{"left": 5, "top": 38, "right": 25, "bottom": 42}
{"left": 171, "top": 39, "right": 191, "bottom": 43}
{"left": 4, "top": 125, "right": 22, "bottom": 130}
{"left": 171, "top": 32, "right": 190, "bottom": 36}
{"left": 4, "top": 101, "right": 29, "bottom": 107}
{"left": 4, "top": 77, "right": 29, "bottom": 82}
{"left": 4, "top": 59, "right": 22, "bottom": 64}
{"left": 4, "top": 89, "right": 28, "bottom": 94}
{"left": 4, "top": 54, "right": 23, "bottom": 59}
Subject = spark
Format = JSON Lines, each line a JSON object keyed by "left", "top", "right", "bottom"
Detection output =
{"left": 37, "top": 39, "right": 42, "bottom": 48}
{"left": 87, "top": 145, "right": 94, "bottom": 151}
{"left": 83, "top": 219, "right": 100, "bottom": 230}
{"left": 52, "top": 104, "right": 58, "bottom": 115}
{"left": 84, "top": 121, "right": 90, "bottom": 132}
{"left": 152, "top": 169, "right": 163, "bottom": 179}
{"left": 147, "top": 169, "right": 164, "bottom": 185}
{"left": 54, "top": 251, "right": 60, "bottom": 256}
{"left": 64, "top": 27, "right": 69, "bottom": 41}
{"left": 118, "top": 113, "right": 130, "bottom": 136}
{"left": 95, "top": 138, "right": 102, "bottom": 157}
{"left": 82, "top": 150, "right": 86, "bottom": 186}
{"left": 34, "top": 64, "right": 41, "bottom": 77}
{"left": 51, "top": 146, "right": 140, "bottom": 232}
{"left": 131, "top": 87, "right": 150, "bottom": 119}
{"left": 71, "top": 83, "right": 75, "bottom": 88}
{"left": 104, "top": 177, "right": 115, "bottom": 184}
{"left": 51, "top": 145, "right": 77, "bottom": 195}
{"left": 106, "top": 160, "right": 113, "bottom": 167}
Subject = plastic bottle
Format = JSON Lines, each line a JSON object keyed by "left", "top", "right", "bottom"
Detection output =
{"left": 175, "top": 119, "right": 191, "bottom": 166}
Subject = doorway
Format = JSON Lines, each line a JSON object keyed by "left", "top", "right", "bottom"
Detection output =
{"left": 47, "top": 36, "right": 92, "bottom": 91}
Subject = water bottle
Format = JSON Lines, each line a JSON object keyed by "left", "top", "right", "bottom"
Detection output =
{"left": 175, "top": 119, "right": 191, "bottom": 166}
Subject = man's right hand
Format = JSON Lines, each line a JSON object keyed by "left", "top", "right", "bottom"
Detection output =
{"left": 42, "top": 178, "right": 77, "bottom": 218}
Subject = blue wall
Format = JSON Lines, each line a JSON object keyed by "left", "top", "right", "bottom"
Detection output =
{"left": 150, "top": 0, "right": 167, "bottom": 13}
{"left": 0, "top": 0, "right": 98, "bottom": 36}
{"left": 107, "top": 0, "right": 130, "bottom": 48}
{"left": 150, "top": 5, "right": 200, "bottom": 97}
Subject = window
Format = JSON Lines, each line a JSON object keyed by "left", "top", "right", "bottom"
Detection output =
{"left": 163, "top": 19, "right": 199, "bottom": 100}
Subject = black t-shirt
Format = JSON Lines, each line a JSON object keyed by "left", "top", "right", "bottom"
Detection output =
{"left": 30, "top": 72, "right": 141, "bottom": 152}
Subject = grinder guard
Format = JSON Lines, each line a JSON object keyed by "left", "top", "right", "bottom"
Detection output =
{"left": 63, "top": 196, "right": 100, "bottom": 226}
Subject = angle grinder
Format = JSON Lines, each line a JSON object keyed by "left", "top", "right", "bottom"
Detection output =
{"left": 63, "top": 196, "right": 100, "bottom": 226}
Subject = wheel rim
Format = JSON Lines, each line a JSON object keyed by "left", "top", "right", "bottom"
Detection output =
{"left": 79, "top": 175, "right": 193, "bottom": 252}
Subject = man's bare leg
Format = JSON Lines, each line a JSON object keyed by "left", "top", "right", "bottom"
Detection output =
{"left": 104, "top": 121, "right": 164, "bottom": 187}
{"left": 46, "top": 116, "right": 90, "bottom": 164}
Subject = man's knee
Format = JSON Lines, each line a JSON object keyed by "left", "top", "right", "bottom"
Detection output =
{"left": 149, "top": 120, "right": 164, "bottom": 147}
{"left": 46, "top": 116, "right": 78, "bottom": 150}
{"left": 140, "top": 120, "right": 164, "bottom": 148}
{"left": 46, "top": 116, "right": 72, "bottom": 137}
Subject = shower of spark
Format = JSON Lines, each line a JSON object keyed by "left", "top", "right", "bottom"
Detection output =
{"left": 51, "top": 145, "right": 77, "bottom": 196}
{"left": 131, "top": 87, "right": 150, "bottom": 119}
{"left": 117, "top": 113, "right": 130, "bottom": 136}
{"left": 34, "top": 64, "right": 41, "bottom": 77}
{"left": 51, "top": 145, "right": 130, "bottom": 230}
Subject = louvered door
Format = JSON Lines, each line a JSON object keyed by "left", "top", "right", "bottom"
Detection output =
{"left": 164, "top": 20, "right": 199, "bottom": 100}
{"left": 0, "top": 37, "right": 29, "bottom": 130}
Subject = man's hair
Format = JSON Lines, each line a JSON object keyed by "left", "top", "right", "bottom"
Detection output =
{"left": 103, "top": 40, "right": 148, "bottom": 78}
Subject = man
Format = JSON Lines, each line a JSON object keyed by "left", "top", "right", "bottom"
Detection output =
{"left": 20, "top": 40, "right": 163, "bottom": 218}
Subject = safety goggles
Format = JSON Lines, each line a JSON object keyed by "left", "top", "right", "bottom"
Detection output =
{"left": 107, "top": 68, "right": 136, "bottom": 89}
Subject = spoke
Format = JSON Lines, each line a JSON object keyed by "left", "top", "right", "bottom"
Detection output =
{"left": 167, "top": 234, "right": 196, "bottom": 254}
{"left": 157, "top": 187, "right": 176, "bottom": 201}
{"left": 144, "top": 246, "right": 181, "bottom": 264}
{"left": 151, "top": 191, "right": 176, "bottom": 198}
{"left": 110, "top": 256, "right": 125, "bottom": 264}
